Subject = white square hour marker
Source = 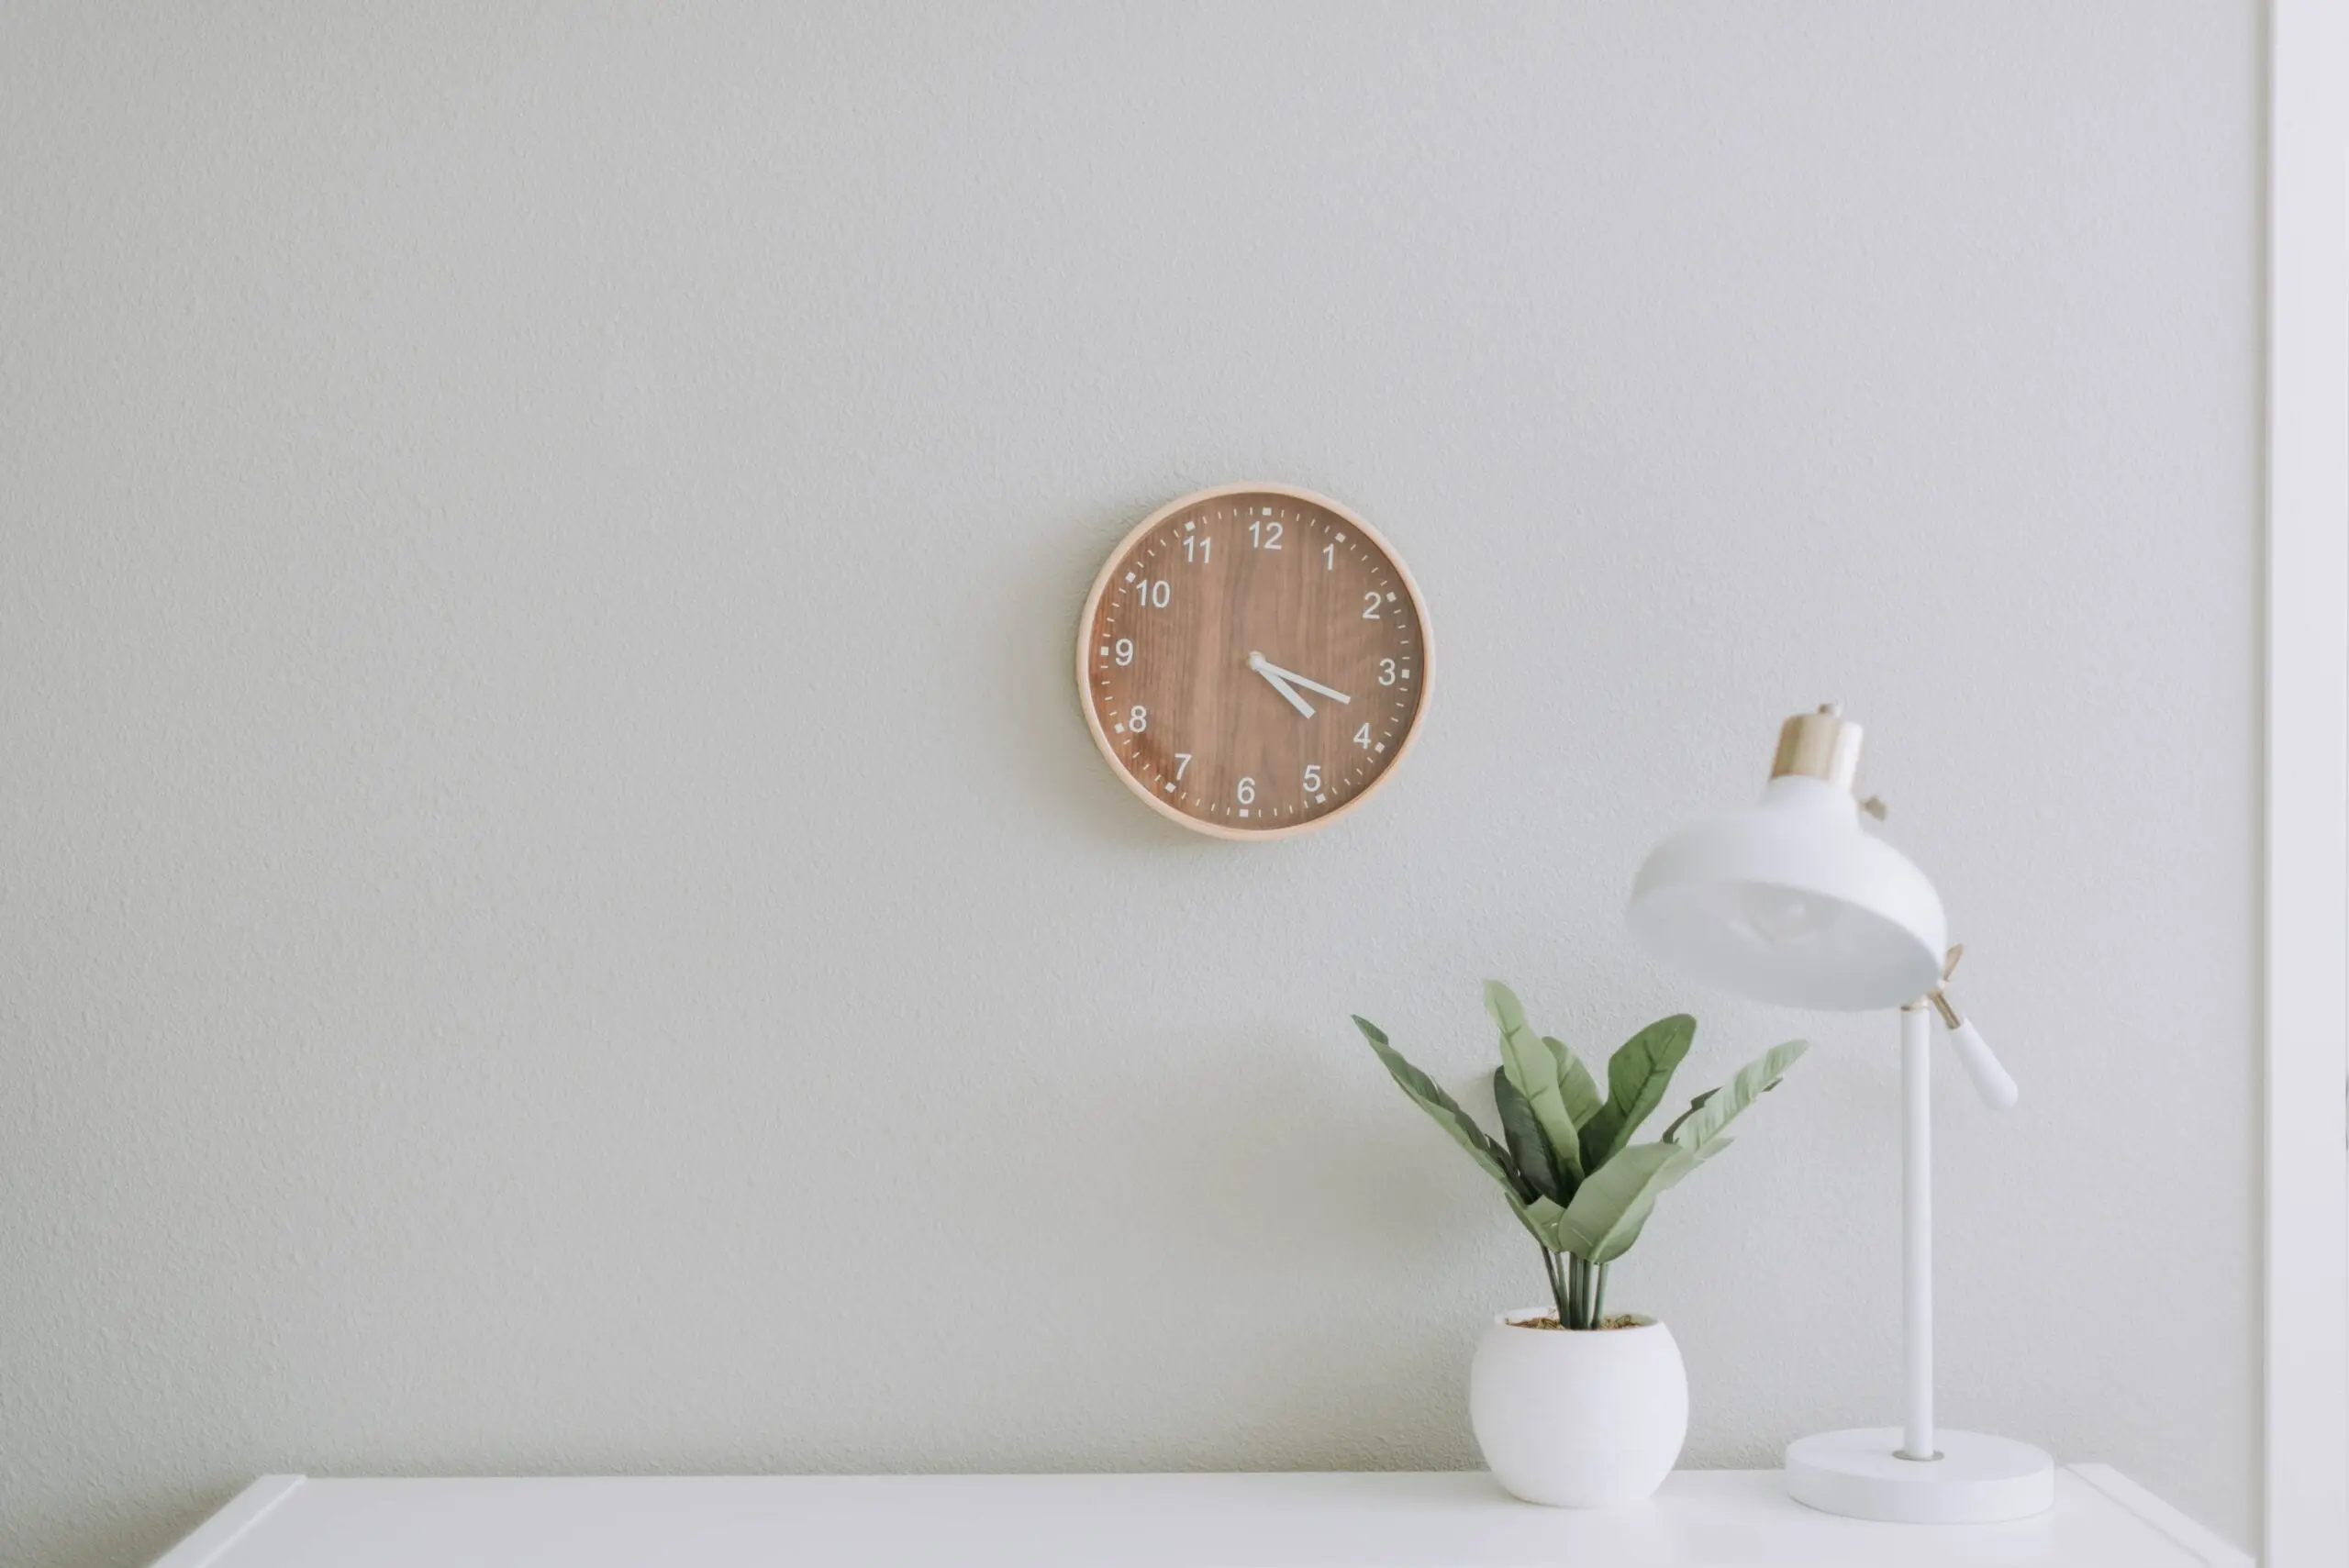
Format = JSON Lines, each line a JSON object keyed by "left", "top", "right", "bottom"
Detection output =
{"left": 1237, "top": 807, "right": 1250, "bottom": 817}
{"left": 1375, "top": 742, "right": 1386, "bottom": 751}
{"left": 1184, "top": 519, "right": 1195, "bottom": 530}
{"left": 1124, "top": 572, "right": 1135, "bottom": 583}
{"left": 1164, "top": 783, "right": 1175, "bottom": 792}
{"left": 1114, "top": 724, "right": 1126, "bottom": 734}
{"left": 1314, "top": 794, "right": 1326, "bottom": 804}
{"left": 1386, "top": 592, "right": 1397, "bottom": 602}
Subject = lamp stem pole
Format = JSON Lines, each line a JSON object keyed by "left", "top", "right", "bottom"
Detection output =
{"left": 1899, "top": 1003, "right": 1936, "bottom": 1461}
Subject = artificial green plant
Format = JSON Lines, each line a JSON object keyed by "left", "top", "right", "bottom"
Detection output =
{"left": 1354, "top": 983, "right": 1808, "bottom": 1329}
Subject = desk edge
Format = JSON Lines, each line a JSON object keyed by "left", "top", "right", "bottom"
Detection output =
{"left": 149, "top": 1475, "right": 305, "bottom": 1568}
{"left": 148, "top": 1467, "right": 2253, "bottom": 1568}
{"left": 2068, "top": 1464, "right": 2254, "bottom": 1568}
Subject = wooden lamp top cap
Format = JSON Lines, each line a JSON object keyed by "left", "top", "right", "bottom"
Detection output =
{"left": 1770, "top": 704, "right": 1865, "bottom": 792}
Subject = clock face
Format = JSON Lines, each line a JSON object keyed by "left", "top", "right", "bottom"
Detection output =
{"left": 1076, "top": 484, "right": 1431, "bottom": 838}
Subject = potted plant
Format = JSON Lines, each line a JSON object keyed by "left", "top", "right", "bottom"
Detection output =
{"left": 1354, "top": 982, "right": 1807, "bottom": 1507}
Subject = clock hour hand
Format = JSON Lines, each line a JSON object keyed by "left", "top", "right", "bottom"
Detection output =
{"left": 1249, "top": 654, "right": 1352, "bottom": 706}
{"left": 1247, "top": 652, "right": 1317, "bottom": 718}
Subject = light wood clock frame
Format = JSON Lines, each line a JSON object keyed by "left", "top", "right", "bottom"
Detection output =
{"left": 1076, "top": 483, "right": 1431, "bottom": 840}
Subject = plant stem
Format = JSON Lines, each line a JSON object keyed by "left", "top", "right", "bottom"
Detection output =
{"left": 1542, "top": 1247, "right": 1569, "bottom": 1322}
{"left": 1567, "top": 1255, "right": 1589, "bottom": 1329}
{"left": 1589, "top": 1262, "right": 1608, "bottom": 1328}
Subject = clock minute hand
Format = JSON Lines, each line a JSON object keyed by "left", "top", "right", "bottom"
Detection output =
{"left": 1247, "top": 652, "right": 1317, "bottom": 718}
{"left": 1251, "top": 656, "right": 1352, "bottom": 705}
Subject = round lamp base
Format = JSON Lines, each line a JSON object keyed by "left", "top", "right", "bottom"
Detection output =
{"left": 1786, "top": 1428, "right": 2055, "bottom": 1523}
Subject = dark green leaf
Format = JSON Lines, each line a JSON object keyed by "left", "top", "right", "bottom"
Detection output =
{"left": 1579, "top": 1014, "right": 1696, "bottom": 1171}
{"left": 1493, "top": 1068, "right": 1567, "bottom": 1205}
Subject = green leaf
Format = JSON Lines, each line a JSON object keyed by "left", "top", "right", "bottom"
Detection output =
{"left": 1493, "top": 1069, "right": 1567, "bottom": 1205}
{"left": 1556, "top": 1140, "right": 1699, "bottom": 1263}
{"left": 1485, "top": 982, "right": 1584, "bottom": 1183}
{"left": 1658, "top": 1087, "right": 1718, "bottom": 1144}
{"left": 1545, "top": 1037, "right": 1604, "bottom": 1130}
{"left": 1353, "top": 1016, "right": 1529, "bottom": 1202}
{"left": 1578, "top": 1015, "right": 1697, "bottom": 1172}
{"left": 1520, "top": 1195, "right": 1571, "bottom": 1252}
{"left": 1666, "top": 1039, "right": 1810, "bottom": 1157}
{"left": 1499, "top": 1188, "right": 1549, "bottom": 1248}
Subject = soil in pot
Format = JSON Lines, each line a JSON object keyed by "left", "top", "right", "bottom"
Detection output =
{"left": 1508, "top": 1314, "right": 1650, "bottom": 1331}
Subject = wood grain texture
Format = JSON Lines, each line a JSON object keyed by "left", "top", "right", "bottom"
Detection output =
{"left": 1076, "top": 484, "right": 1431, "bottom": 838}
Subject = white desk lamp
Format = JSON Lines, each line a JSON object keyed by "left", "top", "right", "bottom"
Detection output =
{"left": 1626, "top": 704, "right": 2054, "bottom": 1524}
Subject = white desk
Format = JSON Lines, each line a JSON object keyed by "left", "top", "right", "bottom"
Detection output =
{"left": 155, "top": 1467, "right": 2250, "bottom": 1568}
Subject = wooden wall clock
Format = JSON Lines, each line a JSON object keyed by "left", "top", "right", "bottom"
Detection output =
{"left": 1076, "top": 483, "right": 1431, "bottom": 839}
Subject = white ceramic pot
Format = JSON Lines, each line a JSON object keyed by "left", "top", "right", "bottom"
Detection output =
{"left": 1468, "top": 1307, "right": 1689, "bottom": 1507}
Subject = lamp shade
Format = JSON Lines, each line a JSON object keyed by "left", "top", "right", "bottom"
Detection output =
{"left": 1628, "top": 775, "right": 1947, "bottom": 1011}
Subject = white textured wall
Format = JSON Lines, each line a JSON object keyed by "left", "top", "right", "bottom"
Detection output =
{"left": 0, "top": 5, "right": 2263, "bottom": 1564}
